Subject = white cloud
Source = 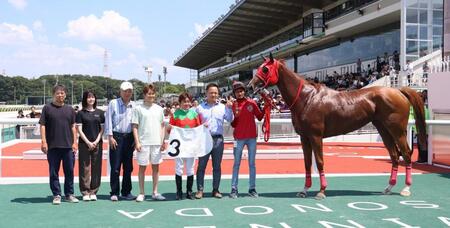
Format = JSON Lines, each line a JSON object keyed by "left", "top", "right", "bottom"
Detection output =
{"left": 62, "top": 11, "right": 145, "bottom": 49}
{"left": 8, "top": 0, "right": 27, "bottom": 10}
{"left": 32, "top": 20, "right": 44, "bottom": 32}
{"left": 194, "top": 23, "right": 213, "bottom": 37}
{"left": 0, "top": 22, "right": 34, "bottom": 45}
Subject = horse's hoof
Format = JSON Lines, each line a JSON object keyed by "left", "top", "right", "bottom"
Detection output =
{"left": 400, "top": 190, "right": 411, "bottom": 197}
{"left": 297, "top": 191, "right": 307, "bottom": 198}
{"left": 315, "top": 192, "right": 326, "bottom": 200}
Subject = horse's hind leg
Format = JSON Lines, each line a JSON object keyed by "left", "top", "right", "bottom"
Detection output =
{"left": 310, "top": 135, "right": 327, "bottom": 200}
{"left": 297, "top": 135, "right": 313, "bottom": 198}
{"left": 373, "top": 121, "right": 400, "bottom": 195}
{"left": 395, "top": 133, "right": 413, "bottom": 197}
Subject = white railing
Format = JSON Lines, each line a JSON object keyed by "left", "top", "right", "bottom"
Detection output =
{"left": 1, "top": 118, "right": 450, "bottom": 178}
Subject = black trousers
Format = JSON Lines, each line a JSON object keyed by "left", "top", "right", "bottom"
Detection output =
{"left": 109, "top": 132, "right": 134, "bottom": 196}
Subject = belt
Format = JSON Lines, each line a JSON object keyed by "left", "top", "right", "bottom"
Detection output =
{"left": 113, "top": 132, "right": 133, "bottom": 136}
{"left": 211, "top": 135, "right": 223, "bottom": 138}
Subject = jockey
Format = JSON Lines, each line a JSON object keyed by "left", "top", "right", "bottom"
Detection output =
{"left": 229, "top": 81, "right": 264, "bottom": 199}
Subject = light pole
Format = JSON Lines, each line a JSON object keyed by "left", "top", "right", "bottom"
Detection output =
{"left": 163, "top": 66, "right": 167, "bottom": 95}
{"left": 42, "top": 79, "right": 46, "bottom": 105}
{"left": 70, "top": 80, "right": 74, "bottom": 105}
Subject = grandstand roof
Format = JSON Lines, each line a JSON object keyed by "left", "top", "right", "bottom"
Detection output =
{"left": 174, "top": 0, "right": 336, "bottom": 70}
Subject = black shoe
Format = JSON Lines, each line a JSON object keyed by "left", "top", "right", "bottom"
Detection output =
{"left": 120, "top": 193, "right": 136, "bottom": 200}
{"left": 186, "top": 191, "right": 194, "bottom": 200}
{"left": 229, "top": 188, "right": 238, "bottom": 199}
{"left": 248, "top": 189, "right": 259, "bottom": 198}
{"left": 175, "top": 175, "right": 183, "bottom": 200}
{"left": 176, "top": 191, "right": 183, "bottom": 200}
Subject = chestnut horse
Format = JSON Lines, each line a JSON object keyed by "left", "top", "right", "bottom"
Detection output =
{"left": 248, "top": 55, "right": 426, "bottom": 199}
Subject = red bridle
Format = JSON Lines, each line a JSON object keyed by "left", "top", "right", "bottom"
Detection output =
{"left": 255, "top": 58, "right": 304, "bottom": 109}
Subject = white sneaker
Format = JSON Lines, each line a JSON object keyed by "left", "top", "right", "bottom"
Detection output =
{"left": 90, "top": 194, "right": 97, "bottom": 201}
{"left": 136, "top": 194, "right": 145, "bottom": 202}
{"left": 65, "top": 195, "right": 79, "bottom": 203}
{"left": 83, "top": 195, "right": 90, "bottom": 201}
{"left": 52, "top": 195, "right": 61, "bottom": 205}
{"left": 110, "top": 195, "right": 118, "bottom": 202}
{"left": 152, "top": 193, "right": 166, "bottom": 201}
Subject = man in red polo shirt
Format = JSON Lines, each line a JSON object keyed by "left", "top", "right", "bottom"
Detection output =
{"left": 229, "top": 81, "right": 264, "bottom": 199}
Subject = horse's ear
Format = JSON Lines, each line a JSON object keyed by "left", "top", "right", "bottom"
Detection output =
{"left": 269, "top": 52, "right": 274, "bottom": 63}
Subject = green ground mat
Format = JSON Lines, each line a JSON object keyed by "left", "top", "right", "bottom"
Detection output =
{"left": 1, "top": 174, "right": 449, "bottom": 228}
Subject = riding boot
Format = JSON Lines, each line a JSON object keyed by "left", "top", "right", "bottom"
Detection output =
{"left": 186, "top": 175, "right": 194, "bottom": 200}
{"left": 176, "top": 175, "right": 183, "bottom": 200}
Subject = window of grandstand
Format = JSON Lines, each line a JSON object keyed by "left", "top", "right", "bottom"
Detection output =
{"left": 297, "top": 23, "right": 400, "bottom": 73}
{"left": 404, "top": 0, "right": 443, "bottom": 62}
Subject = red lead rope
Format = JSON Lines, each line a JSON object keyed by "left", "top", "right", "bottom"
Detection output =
{"left": 260, "top": 92, "right": 274, "bottom": 142}
{"left": 259, "top": 80, "right": 303, "bottom": 142}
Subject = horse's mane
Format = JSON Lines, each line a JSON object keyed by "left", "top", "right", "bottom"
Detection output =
{"left": 278, "top": 59, "right": 323, "bottom": 90}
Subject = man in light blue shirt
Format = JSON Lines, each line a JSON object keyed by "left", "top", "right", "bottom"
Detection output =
{"left": 104, "top": 81, "right": 136, "bottom": 201}
{"left": 195, "top": 83, "right": 233, "bottom": 199}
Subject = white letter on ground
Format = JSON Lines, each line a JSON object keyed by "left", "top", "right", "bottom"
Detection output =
{"left": 400, "top": 200, "right": 440, "bottom": 209}
{"left": 176, "top": 208, "right": 213, "bottom": 217}
{"left": 438, "top": 217, "right": 450, "bottom": 226}
{"left": 318, "top": 220, "right": 365, "bottom": 228}
{"left": 117, "top": 209, "right": 153, "bottom": 219}
{"left": 234, "top": 206, "right": 274, "bottom": 215}
{"left": 249, "top": 223, "right": 291, "bottom": 228}
{"left": 382, "top": 218, "right": 419, "bottom": 228}
{"left": 291, "top": 203, "right": 333, "bottom": 213}
{"left": 347, "top": 202, "right": 388, "bottom": 211}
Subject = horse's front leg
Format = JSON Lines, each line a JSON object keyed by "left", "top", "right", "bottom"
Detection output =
{"left": 297, "top": 135, "right": 312, "bottom": 198}
{"left": 311, "top": 135, "right": 327, "bottom": 200}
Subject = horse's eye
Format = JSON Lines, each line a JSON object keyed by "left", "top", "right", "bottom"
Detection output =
{"left": 262, "top": 66, "right": 269, "bottom": 74}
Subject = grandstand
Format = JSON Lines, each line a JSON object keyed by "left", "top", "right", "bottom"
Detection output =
{"left": 175, "top": 0, "right": 444, "bottom": 93}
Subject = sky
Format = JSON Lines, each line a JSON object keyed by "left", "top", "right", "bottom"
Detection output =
{"left": 0, "top": 0, "right": 235, "bottom": 84}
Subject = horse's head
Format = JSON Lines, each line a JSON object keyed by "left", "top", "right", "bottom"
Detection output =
{"left": 247, "top": 53, "right": 280, "bottom": 94}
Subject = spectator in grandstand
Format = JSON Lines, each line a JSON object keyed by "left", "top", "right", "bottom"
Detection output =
{"left": 15, "top": 110, "right": 25, "bottom": 139}
{"left": 167, "top": 92, "right": 202, "bottom": 200}
{"left": 229, "top": 81, "right": 264, "bottom": 199}
{"left": 76, "top": 90, "right": 105, "bottom": 201}
{"left": 383, "top": 52, "right": 390, "bottom": 66}
{"left": 422, "top": 61, "right": 429, "bottom": 83}
{"left": 104, "top": 81, "right": 136, "bottom": 201}
{"left": 132, "top": 84, "right": 166, "bottom": 202}
{"left": 393, "top": 50, "right": 400, "bottom": 71}
{"left": 195, "top": 83, "right": 233, "bottom": 199}
{"left": 192, "top": 100, "right": 199, "bottom": 109}
{"left": 39, "top": 85, "right": 79, "bottom": 205}
{"left": 356, "top": 58, "right": 362, "bottom": 74}
{"left": 405, "top": 60, "right": 413, "bottom": 86}
{"left": 27, "top": 106, "right": 37, "bottom": 118}
{"left": 164, "top": 102, "right": 172, "bottom": 117}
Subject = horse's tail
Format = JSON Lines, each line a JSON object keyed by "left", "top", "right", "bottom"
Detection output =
{"left": 399, "top": 87, "right": 427, "bottom": 152}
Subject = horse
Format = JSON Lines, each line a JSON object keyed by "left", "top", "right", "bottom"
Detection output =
{"left": 248, "top": 54, "right": 426, "bottom": 199}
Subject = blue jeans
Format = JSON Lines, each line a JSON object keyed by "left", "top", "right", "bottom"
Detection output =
{"left": 231, "top": 138, "right": 257, "bottom": 190}
{"left": 196, "top": 135, "right": 224, "bottom": 191}
{"left": 47, "top": 148, "right": 75, "bottom": 196}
